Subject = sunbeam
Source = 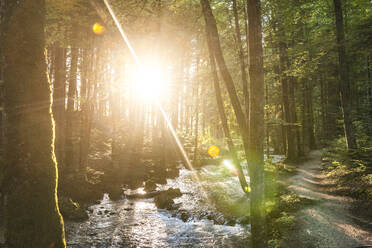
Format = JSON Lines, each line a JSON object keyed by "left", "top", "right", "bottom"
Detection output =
{"left": 102, "top": 0, "right": 210, "bottom": 202}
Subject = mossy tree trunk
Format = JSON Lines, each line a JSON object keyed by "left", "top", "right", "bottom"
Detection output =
{"left": 246, "top": 0, "right": 266, "bottom": 246}
{"left": 3, "top": 0, "right": 66, "bottom": 247}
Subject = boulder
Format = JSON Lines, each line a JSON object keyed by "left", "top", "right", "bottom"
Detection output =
{"left": 165, "top": 168, "right": 180, "bottom": 179}
{"left": 154, "top": 188, "right": 182, "bottom": 209}
{"left": 154, "top": 194, "right": 174, "bottom": 209}
{"left": 166, "top": 188, "right": 182, "bottom": 198}
{"left": 144, "top": 180, "right": 157, "bottom": 192}
{"left": 108, "top": 187, "right": 122, "bottom": 201}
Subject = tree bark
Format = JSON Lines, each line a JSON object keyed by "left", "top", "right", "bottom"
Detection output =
{"left": 200, "top": 0, "right": 247, "bottom": 138}
{"left": 3, "top": 0, "right": 66, "bottom": 246}
{"left": 193, "top": 58, "right": 200, "bottom": 162}
{"left": 232, "top": 0, "right": 249, "bottom": 128}
{"left": 320, "top": 73, "right": 326, "bottom": 141}
{"left": 333, "top": 0, "right": 357, "bottom": 150}
{"left": 306, "top": 80, "right": 316, "bottom": 149}
{"left": 206, "top": 29, "right": 249, "bottom": 194}
{"left": 53, "top": 46, "right": 66, "bottom": 169}
{"left": 65, "top": 45, "right": 78, "bottom": 171}
{"left": 246, "top": 0, "right": 267, "bottom": 246}
{"left": 277, "top": 23, "right": 298, "bottom": 161}
{"left": 79, "top": 47, "right": 94, "bottom": 172}
{"left": 367, "top": 56, "right": 372, "bottom": 135}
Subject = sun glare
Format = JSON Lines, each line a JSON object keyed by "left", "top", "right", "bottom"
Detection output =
{"left": 132, "top": 61, "right": 168, "bottom": 101}
{"left": 223, "top": 160, "right": 238, "bottom": 176}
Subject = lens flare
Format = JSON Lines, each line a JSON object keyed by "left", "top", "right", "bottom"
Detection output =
{"left": 207, "top": 145, "right": 220, "bottom": 157}
{"left": 222, "top": 160, "right": 238, "bottom": 176}
{"left": 93, "top": 23, "right": 105, "bottom": 35}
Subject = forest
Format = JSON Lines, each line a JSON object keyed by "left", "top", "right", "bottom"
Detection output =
{"left": 0, "top": 0, "right": 371, "bottom": 247}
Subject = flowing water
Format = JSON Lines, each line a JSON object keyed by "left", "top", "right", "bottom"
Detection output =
{"left": 66, "top": 155, "right": 283, "bottom": 248}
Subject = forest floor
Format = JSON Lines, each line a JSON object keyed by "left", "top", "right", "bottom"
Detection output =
{"left": 282, "top": 150, "right": 372, "bottom": 248}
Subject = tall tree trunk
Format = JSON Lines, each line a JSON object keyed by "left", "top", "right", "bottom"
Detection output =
{"left": 278, "top": 26, "right": 298, "bottom": 161}
{"left": 306, "top": 80, "right": 316, "bottom": 149}
{"left": 333, "top": 0, "right": 357, "bottom": 150}
{"left": 79, "top": 47, "right": 93, "bottom": 172}
{"left": 65, "top": 45, "right": 78, "bottom": 171}
{"left": 53, "top": 46, "right": 66, "bottom": 169}
{"left": 247, "top": 0, "right": 266, "bottom": 246}
{"left": 265, "top": 80, "right": 270, "bottom": 158}
{"left": 367, "top": 56, "right": 372, "bottom": 136}
{"left": 3, "top": 0, "right": 66, "bottom": 246}
{"left": 206, "top": 35, "right": 249, "bottom": 194}
{"left": 325, "top": 70, "right": 340, "bottom": 139}
{"left": 201, "top": 0, "right": 266, "bottom": 246}
{"left": 193, "top": 58, "right": 200, "bottom": 162}
{"left": 202, "top": 0, "right": 249, "bottom": 194}
{"left": 200, "top": 0, "right": 247, "bottom": 139}
{"left": 290, "top": 77, "right": 301, "bottom": 157}
{"left": 232, "top": 0, "right": 249, "bottom": 127}
{"left": 112, "top": 63, "right": 121, "bottom": 165}
{"left": 0, "top": 0, "right": 6, "bottom": 155}
{"left": 367, "top": 56, "right": 371, "bottom": 107}
{"left": 320, "top": 73, "right": 326, "bottom": 141}
{"left": 301, "top": 79, "right": 307, "bottom": 153}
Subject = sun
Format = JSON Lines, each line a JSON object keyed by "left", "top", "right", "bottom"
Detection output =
{"left": 132, "top": 61, "right": 169, "bottom": 101}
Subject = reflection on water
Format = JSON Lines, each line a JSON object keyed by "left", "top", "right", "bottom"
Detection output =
{"left": 66, "top": 196, "right": 249, "bottom": 247}
{"left": 65, "top": 157, "right": 289, "bottom": 247}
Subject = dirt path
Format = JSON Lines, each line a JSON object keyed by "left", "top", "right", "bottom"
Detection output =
{"left": 282, "top": 150, "right": 372, "bottom": 248}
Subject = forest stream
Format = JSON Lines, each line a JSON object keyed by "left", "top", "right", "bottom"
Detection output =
{"left": 65, "top": 164, "right": 251, "bottom": 248}
{"left": 65, "top": 155, "right": 284, "bottom": 248}
{"left": 2, "top": 0, "right": 372, "bottom": 247}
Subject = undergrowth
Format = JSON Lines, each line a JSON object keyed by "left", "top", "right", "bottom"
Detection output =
{"left": 322, "top": 138, "right": 372, "bottom": 208}
{"left": 264, "top": 160, "right": 315, "bottom": 248}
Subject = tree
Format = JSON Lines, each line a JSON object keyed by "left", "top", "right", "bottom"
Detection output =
{"left": 200, "top": 0, "right": 266, "bottom": 246}
{"left": 205, "top": 27, "right": 249, "bottom": 194}
{"left": 232, "top": 0, "right": 249, "bottom": 126}
{"left": 52, "top": 46, "right": 66, "bottom": 169}
{"left": 3, "top": 0, "right": 66, "bottom": 246}
{"left": 65, "top": 43, "right": 78, "bottom": 171}
{"left": 246, "top": 0, "right": 266, "bottom": 246}
{"left": 333, "top": 0, "right": 357, "bottom": 150}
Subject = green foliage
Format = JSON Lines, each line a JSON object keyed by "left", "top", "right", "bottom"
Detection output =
{"left": 264, "top": 159, "right": 316, "bottom": 246}
{"left": 322, "top": 139, "right": 372, "bottom": 205}
{"left": 275, "top": 212, "right": 296, "bottom": 230}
